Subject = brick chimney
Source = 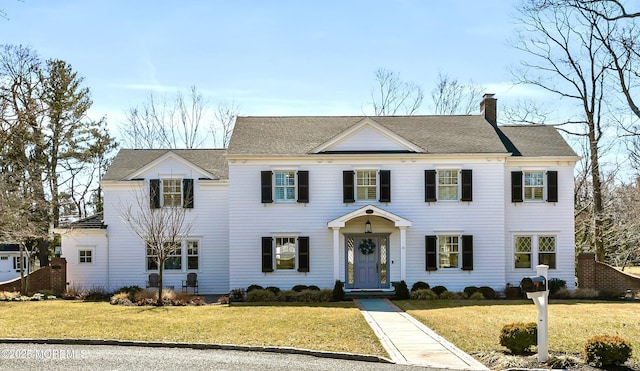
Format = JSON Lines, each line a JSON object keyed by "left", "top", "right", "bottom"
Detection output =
{"left": 480, "top": 93, "right": 497, "bottom": 127}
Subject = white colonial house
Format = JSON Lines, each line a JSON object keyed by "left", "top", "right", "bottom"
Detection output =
{"left": 0, "top": 243, "right": 28, "bottom": 282}
{"left": 58, "top": 95, "right": 579, "bottom": 294}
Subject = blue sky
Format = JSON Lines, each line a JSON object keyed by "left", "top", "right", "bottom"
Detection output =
{"left": 2, "top": 1, "right": 535, "bottom": 128}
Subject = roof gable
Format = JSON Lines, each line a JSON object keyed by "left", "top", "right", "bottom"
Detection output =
{"left": 128, "top": 151, "right": 216, "bottom": 180}
{"left": 103, "top": 149, "right": 228, "bottom": 181}
{"left": 313, "top": 117, "right": 424, "bottom": 153}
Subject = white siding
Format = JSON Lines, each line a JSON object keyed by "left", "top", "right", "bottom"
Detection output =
{"left": 330, "top": 128, "right": 407, "bottom": 152}
{"left": 504, "top": 163, "right": 576, "bottom": 289}
{"left": 229, "top": 157, "right": 515, "bottom": 292}
{"left": 61, "top": 230, "right": 108, "bottom": 289}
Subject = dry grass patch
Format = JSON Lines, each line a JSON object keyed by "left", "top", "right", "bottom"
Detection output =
{"left": 0, "top": 301, "right": 386, "bottom": 357}
{"left": 395, "top": 300, "right": 640, "bottom": 361}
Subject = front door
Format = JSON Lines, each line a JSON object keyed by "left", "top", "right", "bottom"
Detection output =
{"left": 354, "top": 236, "right": 380, "bottom": 289}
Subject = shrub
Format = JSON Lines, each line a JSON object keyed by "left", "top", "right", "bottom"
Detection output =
{"left": 332, "top": 280, "right": 345, "bottom": 302}
{"left": 394, "top": 280, "right": 410, "bottom": 300}
{"left": 469, "top": 292, "right": 485, "bottom": 300}
{"left": 547, "top": 278, "right": 566, "bottom": 295}
{"left": 463, "top": 286, "right": 479, "bottom": 297}
{"left": 478, "top": 286, "right": 496, "bottom": 299}
{"left": 0, "top": 291, "right": 20, "bottom": 301}
{"left": 110, "top": 292, "right": 132, "bottom": 305}
{"left": 505, "top": 285, "right": 523, "bottom": 300}
{"left": 584, "top": 335, "right": 632, "bottom": 367}
{"left": 116, "top": 285, "right": 143, "bottom": 301}
{"left": 81, "top": 287, "right": 110, "bottom": 301}
{"left": 264, "top": 286, "right": 281, "bottom": 296}
{"left": 246, "top": 284, "right": 264, "bottom": 293}
{"left": 278, "top": 290, "right": 299, "bottom": 302}
{"left": 246, "top": 289, "right": 277, "bottom": 302}
{"left": 217, "top": 296, "right": 229, "bottom": 304}
{"left": 431, "top": 285, "right": 448, "bottom": 296}
{"left": 570, "top": 288, "right": 600, "bottom": 299}
{"left": 228, "top": 288, "right": 246, "bottom": 302}
{"left": 296, "top": 290, "right": 321, "bottom": 302}
{"left": 318, "top": 289, "right": 333, "bottom": 302}
{"left": 438, "top": 291, "right": 461, "bottom": 300}
{"left": 307, "top": 285, "right": 320, "bottom": 291}
{"left": 410, "top": 289, "right": 438, "bottom": 300}
{"left": 499, "top": 322, "right": 537, "bottom": 354}
{"left": 134, "top": 289, "right": 158, "bottom": 301}
{"left": 411, "top": 281, "right": 430, "bottom": 292}
{"left": 291, "top": 284, "right": 309, "bottom": 292}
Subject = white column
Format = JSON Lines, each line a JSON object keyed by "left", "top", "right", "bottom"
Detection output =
{"left": 399, "top": 226, "right": 407, "bottom": 281}
{"left": 332, "top": 227, "right": 341, "bottom": 281}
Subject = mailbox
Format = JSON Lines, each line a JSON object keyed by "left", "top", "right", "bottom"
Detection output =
{"left": 520, "top": 276, "right": 547, "bottom": 292}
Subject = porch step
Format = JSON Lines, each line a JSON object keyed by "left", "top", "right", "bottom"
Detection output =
{"left": 345, "top": 290, "right": 396, "bottom": 299}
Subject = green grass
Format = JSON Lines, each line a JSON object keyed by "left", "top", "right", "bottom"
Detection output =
{"left": 394, "top": 300, "right": 640, "bottom": 360}
{"left": 0, "top": 301, "right": 387, "bottom": 357}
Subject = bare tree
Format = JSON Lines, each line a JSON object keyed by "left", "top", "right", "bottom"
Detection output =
{"left": 120, "top": 86, "right": 211, "bottom": 149}
{"left": 370, "top": 68, "right": 424, "bottom": 116}
{"left": 212, "top": 100, "right": 239, "bottom": 148}
{"left": 118, "top": 181, "right": 194, "bottom": 304}
{"left": 511, "top": 0, "right": 626, "bottom": 260}
{"left": 430, "top": 73, "right": 484, "bottom": 115}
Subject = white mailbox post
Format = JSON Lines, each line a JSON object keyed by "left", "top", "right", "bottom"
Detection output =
{"left": 521, "top": 264, "right": 549, "bottom": 362}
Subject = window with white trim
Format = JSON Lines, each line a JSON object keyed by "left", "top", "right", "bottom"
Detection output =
{"left": 162, "top": 179, "right": 182, "bottom": 207}
{"left": 514, "top": 235, "right": 556, "bottom": 269}
{"left": 275, "top": 237, "right": 296, "bottom": 270}
{"left": 187, "top": 241, "right": 199, "bottom": 270}
{"left": 79, "top": 250, "right": 93, "bottom": 264}
{"left": 524, "top": 171, "right": 544, "bottom": 201}
{"left": 13, "top": 256, "right": 27, "bottom": 271}
{"left": 274, "top": 170, "right": 296, "bottom": 202}
{"left": 438, "top": 235, "right": 460, "bottom": 268}
{"left": 356, "top": 170, "right": 377, "bottom": 201}
{"left": 438, "top": 170, "right": 459, "bottom": 200}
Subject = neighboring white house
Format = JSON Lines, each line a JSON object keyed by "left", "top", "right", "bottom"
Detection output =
{"left": 59, "top": 94, "right": 579, "bottom": 294}
{"left": 0, "top": 243, "right": 28, "bottom": 282}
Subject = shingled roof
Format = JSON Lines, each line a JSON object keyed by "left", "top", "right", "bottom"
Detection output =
{"left": 103, "top": 149, "right": 228, "bottom": 181}
{"left": 227, "top": 115, "right": 577, "bottom": 157}
{"left": 64, "top": 213, "right": 107, "bottom": 229}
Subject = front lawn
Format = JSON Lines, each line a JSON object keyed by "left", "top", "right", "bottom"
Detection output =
{"left": 394, "top": 299, "right": 640, "bottom": 361}
{"left": 0, "top": 301, "right": 387, "bottom": 357}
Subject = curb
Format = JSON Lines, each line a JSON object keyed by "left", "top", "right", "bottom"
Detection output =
{"left": 0, "top": 338, "right": 394, "bottom": 364}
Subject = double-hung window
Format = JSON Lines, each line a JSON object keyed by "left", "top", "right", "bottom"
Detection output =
{"left": 274, "top": 171, "right": 296, "bottom": 202}
{"left": 356, "top": 170, "right": 377, "bottom": 201}
{"left": 162, "top": 179, "right": 182, "bottom": 207}
{"left": 514, "top": 235, "right": 556, "bottom": 269}
{"left": 275, "top": 237, "right": 296, "bottom": 270}
{"left": 438, "top": 170, "right": 459, "bottom": 201}
{"left": 187, "top": 241, "right": 199, "bottom": 270}
{"left": 524, "top": 171, "right": 544, "bottom": 201}
{"left": 438, "top": 236, "right": 459, "bottom": 268}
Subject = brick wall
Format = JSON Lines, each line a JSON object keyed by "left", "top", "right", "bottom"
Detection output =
{"left": 0, "top": 258, "right": 66, "bottom": 294}
{"left": 577, "top": 252, "right": 640, "bottom": 295}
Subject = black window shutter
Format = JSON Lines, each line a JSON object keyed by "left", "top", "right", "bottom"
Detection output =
{"left": 297, "top": 171, "right": 309, "bottom": 203}
{"left": 150, "top": 179, "right": 160, "bottom": 209}
{"left": 379, "top": 170, "right": 391, "bottom": 202}
{"left": 511, "top": 171, "right": 523, "bottom": 203}
{"left": 461, "top": 169, "right": 473, "bottom": 201}
{"left": 462, "top": 235, "right": 473, "bottom": 271}
{"left": 261, "top": 237, "right": 273, "bottom": 272}
{"left": 182, "top": 179, "right": 194, "bottom": 208}
{"left": 261, "top": 171, "right": 273, "bottom": 203}
{"left": 547, "top": 171, "right": 558, "bottom": 202}
{"left": 298, "top": 236, "right": 310, "bottom": 272}
{"left": 425, "top": 170, "right": 437, "bottom": 202}
{"left": 425, "top": 235, "right": 437, "bottom": 271}
{"left": 343, "top": 171, "right": 355, "bottom": 203}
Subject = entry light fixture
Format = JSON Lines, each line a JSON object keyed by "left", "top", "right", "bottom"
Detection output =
{"left": 365, "top": 218, "right": 372, "bottom": 234}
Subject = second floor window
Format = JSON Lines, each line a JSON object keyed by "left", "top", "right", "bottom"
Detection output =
{"left": 274, "top": 171, "right": 296, "bottom": 201}
{"left": 524, "top": 171, "right": 544, "bottom": 201}
{"left": 438, "top": 170, "right": 459, "bottom": 200}
{"left": 356, "top": 170, "right": 377, "bottom": 201}
{"left": 163, "top": 179, "right": 182, "bottom": 207}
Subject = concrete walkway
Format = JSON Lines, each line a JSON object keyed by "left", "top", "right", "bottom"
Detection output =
{"left": 356, "top": 299, "right": 489, "bottom": 370}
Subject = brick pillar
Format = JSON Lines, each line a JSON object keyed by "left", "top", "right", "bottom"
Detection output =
{"left": 49, "top": 257, "right": 67, "bottom": 294}
{"left": 577, "top": 252, "right": 596, "bottom": 289}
